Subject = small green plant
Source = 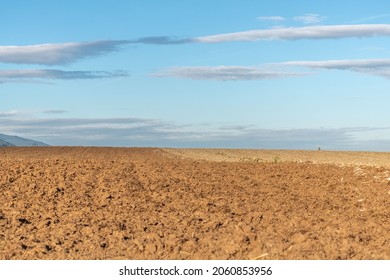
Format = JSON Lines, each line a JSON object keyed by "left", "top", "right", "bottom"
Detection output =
{"left": 273, "top": 156, "right": 280, "bottom": 163}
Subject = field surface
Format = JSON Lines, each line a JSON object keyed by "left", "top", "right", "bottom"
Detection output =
{"left": 0, "top": 147, "right": 389, "bottom": 260}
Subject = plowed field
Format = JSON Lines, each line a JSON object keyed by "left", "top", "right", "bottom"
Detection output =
{"left": 0, "top": 147, "right": 389, "bottom": 259}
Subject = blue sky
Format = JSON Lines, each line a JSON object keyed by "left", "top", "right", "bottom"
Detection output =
{"left": 2, "top": 0, "right": 390, "bottom": 150}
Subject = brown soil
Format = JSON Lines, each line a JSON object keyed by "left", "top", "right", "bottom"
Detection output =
{"left": 0, "top": 147, "right": 389, "bottom": 260}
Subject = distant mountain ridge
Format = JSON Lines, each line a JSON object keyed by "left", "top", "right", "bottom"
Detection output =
{"left": 0, "top": 138, "right": 14, "bottom": 146}
{"left": 0, "top": 133, "right": 49, "bottom": 147}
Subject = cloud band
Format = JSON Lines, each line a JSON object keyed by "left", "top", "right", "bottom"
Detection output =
{"left": 196, "top": 24, "right": 390, "bottom": 43}
{"left": 0, "top": 40, "right": 129, "bottom": 66}
{"left": 156, "top": 59, "right": 390, "bottom": 81}
{"left": 155, "top": 66, "right": 308, "bottom": 81}
{"left": 0, "top": 69, "right": 128, "bottom": 83}
{"left": 1, "top": 114, "right": 390, "bottom": 150}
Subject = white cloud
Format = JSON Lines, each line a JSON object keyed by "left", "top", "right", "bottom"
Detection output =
{"left": 355, "top": 68, "right": 390, "bottom": 79}
{"left": 43, "top": 110, "right": 68, "bottom": 114}
{"left": 155, "top": 66, "right": 308, "bottom": 81}
{"left": 0, "top": 40, "right": 128, "bottom": 65}
{"left": 0, "top": 69, "right": 128, "bottom": 83}
{"left": 351, "top": 13, "right": 390, "bottom": 24}
{"left": 0, "top": 111, "right": 17, "bottom": 118}
{"left": 0, "top": 38, "right": 193, "bottom": 66}
{"left": 258, "top": 14, "right": 325, "bottom": 25}
{"left": 156, "top": 59, "right": 390, "bottom": 81}
{"left": 293, "top": 13, "right": 326, "bottom": 25}
{"left": 196, "top": 24, "right": 390, "bottom": 43}
{"left": 0, "top": 117, "right": 175, "bottom": 145}
{"left": 257, "top": 16, "right": 286, "bottom": 23}
{"left": 280, "top": 58, "right": 390, "bottom": 69}
{"left": 279, "top": 58, "right": 390, "bottom": 79}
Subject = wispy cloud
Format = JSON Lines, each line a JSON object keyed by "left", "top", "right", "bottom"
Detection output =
{"left": 279, "top": 58, "right": 390, "bottom": 79}
{"left": 0, "top": 37, "right": 194, "bottom": 67}
{"left": 293, "top": 13, "right": 326, "bottom": 25}
{"left": 0, "top": 111, "right": 16, "bottom": 118}
{"left": 196, "top": 24, "right": 390, "bottom": 43}
{"left": 0, "top": 69, "right": 128, "bottom": 83}
{"left": 280, "top": 58, "right": 390, "bottom": 69}
{"left": 257, "top": 16, "right": 286, "bottom": 23}
{"left": 155, "top": 66, "right": 308, "bottom": 81}
{"left": 156, "top": 59, "right": 390, "bottom": 81}
{"left": 257, "top": 14, "right": 326, "bottom": 25}
{"left": 0, "top": 117, "right": 186, "bottom": 146}
{"left": 129, "top": 36, "right": 192, "bottom": 45}
{"left": 43, "top": 110, "right": 68, "bottom": 114}
{"left": 358, "top": 46, "right": 386, "bottom": 52}
{"left": 0, "top": 110, "right": 31, "bottom": 118}
{"left": 0, "top": 40, "right": 129, "bottom": 66}
{"left": 350, "top": 13, "right": 390, "bottom": 24}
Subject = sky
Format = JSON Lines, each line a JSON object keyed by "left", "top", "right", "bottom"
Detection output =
{"left": 2, "top": 0, "right": 390, "bottom": 150}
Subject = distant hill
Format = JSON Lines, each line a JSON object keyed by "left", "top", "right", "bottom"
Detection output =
{"left": 0, "top": 138, "right": 14, "bottom": 147}
{"left": 0, "top": 133, "right": 49, "bottom": 147}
